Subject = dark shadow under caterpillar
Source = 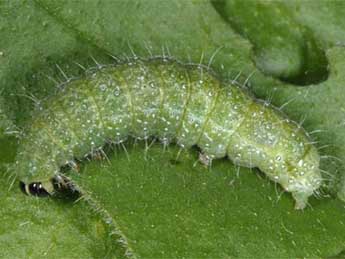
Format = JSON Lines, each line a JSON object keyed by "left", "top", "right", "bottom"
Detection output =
{"left": 15, "top": 57, "right": 321, "bottom": 209}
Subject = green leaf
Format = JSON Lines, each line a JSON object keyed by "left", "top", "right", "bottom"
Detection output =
{"left": 0, "top": 166, "right": 130, "bottom": 258}
{"left": 2, "top": 0, "right": 345, "bottom": 257}
{"left": 71, "top": 142, "right": 345, "bottom": 258}
{"left": 0, "top": 96, "right": 13, "bottom": 137}
{"left": 212, "top": 0, "right": 329, "bottom": 85}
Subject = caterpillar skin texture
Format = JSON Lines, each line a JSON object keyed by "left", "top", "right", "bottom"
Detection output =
{"left": 16, "top": 58, "right": 321, "bottom": 209}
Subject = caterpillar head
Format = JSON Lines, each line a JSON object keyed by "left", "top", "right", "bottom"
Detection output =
{"left": 15, "top": 148, "right": 69, "bottom": 197}
{"left": 17, "top": 167, "right": 53, "bottom": 197}
{"left": 19, "top": 181, "right": 52, "bottom": 197}
{"left": 19, "top": 175, "right": 68, "bottom": 197}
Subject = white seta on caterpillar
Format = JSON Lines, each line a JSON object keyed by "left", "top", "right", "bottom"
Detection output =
{"left": 15, "top": 57, "right": 321, "bottom": 209}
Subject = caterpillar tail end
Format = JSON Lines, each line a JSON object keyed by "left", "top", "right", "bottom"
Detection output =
{"left": 292, "top": 191, "right": 309, "bottom": 210}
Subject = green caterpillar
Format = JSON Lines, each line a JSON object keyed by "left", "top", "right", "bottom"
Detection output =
{"left": 16, "top": 57, "right": 321, "bottom": 209}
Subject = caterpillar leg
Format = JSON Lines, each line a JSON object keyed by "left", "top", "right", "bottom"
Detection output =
{"left": 198, "top": 152, "right": 213, "bottom": 167}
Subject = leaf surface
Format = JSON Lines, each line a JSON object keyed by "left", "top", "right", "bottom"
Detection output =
{"left": 1, "top": 0, "right": 345, "bottom": 257}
